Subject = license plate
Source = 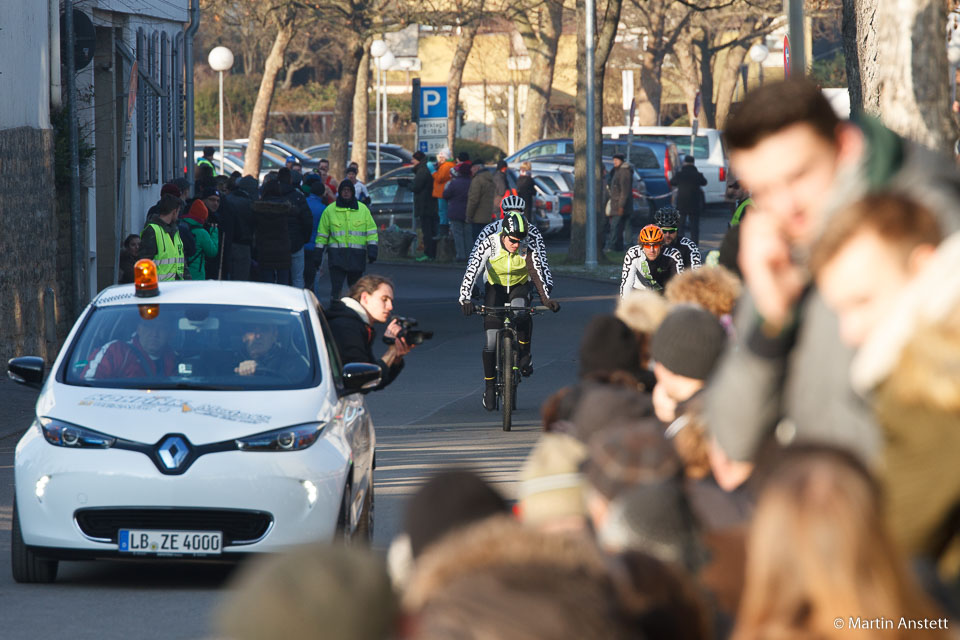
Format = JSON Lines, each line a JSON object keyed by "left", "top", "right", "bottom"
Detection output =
{"left": 118, "top": 529, "right": 222, "bottom": 555}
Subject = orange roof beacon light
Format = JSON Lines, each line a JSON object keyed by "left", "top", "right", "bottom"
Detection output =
{"left": 134, "top": 259, "right": 160, "bottom": 298}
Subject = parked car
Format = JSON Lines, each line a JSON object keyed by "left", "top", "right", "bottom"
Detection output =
{"left": 8, "top": 278, "right": 379, "bottom": 583}
{"left": 603, "top": 126, "right": 728, "bottom": 204}
{"left": 192, "top": 149, "right": 273, "bottom": 184}
{"left": 303, "top": 143, "right": 413, "bottom": 182}
{"left": 365, "top": 166, "right": 416, "bottom": 230}
{"left": 232, "top": 138, "right": 319, "bottom": 170}
{"left": 502, "top": 168, "right": 565, "bottom": 235}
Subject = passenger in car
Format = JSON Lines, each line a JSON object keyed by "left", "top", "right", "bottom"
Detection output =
{"left": 83, "top": 317, "right": 178, "bottom": 379}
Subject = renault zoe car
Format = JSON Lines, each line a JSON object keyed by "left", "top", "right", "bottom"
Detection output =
{"left": 8, "top": 275, "right": 380, "bottom": 583}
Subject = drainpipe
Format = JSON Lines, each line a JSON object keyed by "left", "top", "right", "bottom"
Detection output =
{"left": 49, "top": 0, "right": 62, "bottom": 109}
{"left": 184, "top": 0, "right": 200, "bottom": 197}
{"left": 65, "top": 0, "right": 87, "bottom": 316}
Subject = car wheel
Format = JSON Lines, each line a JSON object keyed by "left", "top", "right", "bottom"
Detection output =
{"left": 11, "top": 500, "right": 58, "bottom": 584}
{"left": 355, "top": 469, "right": 374, "bottom": 544}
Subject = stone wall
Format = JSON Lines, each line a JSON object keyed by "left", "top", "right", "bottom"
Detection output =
{"left": 0, "top": 126, "right": 68, "bottom": 363}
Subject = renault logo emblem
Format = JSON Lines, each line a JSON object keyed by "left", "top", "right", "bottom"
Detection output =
{"left": 157, "top": 436, "right": 190, "bottom": 470}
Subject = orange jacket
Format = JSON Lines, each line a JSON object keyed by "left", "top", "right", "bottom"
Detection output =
{"left": 432, "top": 161, "right": 456, "bottom": 198}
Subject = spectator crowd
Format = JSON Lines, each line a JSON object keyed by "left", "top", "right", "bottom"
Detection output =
{"left": 141, "top": 80, "right": 960, "bottom": 640}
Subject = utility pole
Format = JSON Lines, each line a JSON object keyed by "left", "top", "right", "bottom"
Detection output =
{"left": 585, "top": 0, "right": 598, "bottom": 267}
{"left": 64, "top": 0, "right": 87, "bottom": 316}
{"left": 787, "top": 0, "right": 806, "bottom": 77}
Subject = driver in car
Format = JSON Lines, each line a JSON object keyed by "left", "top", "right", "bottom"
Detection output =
{"left": 234, "top": 322, "right": 298, "bottom": 378}
{"left": 83, "top": 317, "right": 177, "bottom": 379}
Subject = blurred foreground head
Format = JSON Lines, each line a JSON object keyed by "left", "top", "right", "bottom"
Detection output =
{"left": 725, "top": 79, "right": 862, "bottom": 247}
{"left": 215, "top": 544, "right": 396, "bottom": 640}
{"left": 733, "top": 445, "right": 948, "bottom": 640}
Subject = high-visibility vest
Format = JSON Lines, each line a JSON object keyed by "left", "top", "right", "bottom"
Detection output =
{"left": 145, "top": 223, "right": 185, "bottom": 281}
{"left": 730, "top": 197, "right": 753, "bottom": 226}
{"left": 197, "top": 157, "right": 217, "bottom": 175}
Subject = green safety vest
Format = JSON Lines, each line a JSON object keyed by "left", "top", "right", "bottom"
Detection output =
{"left": 197, "top": 157, "right": 217, "bottom": 175}
{"left": 730, "top": 198, "right": 753, "bottom": 226}
{"left": 145, "top": 223, "right": 185, "bottom": 281}
{"left": 487, "top": 233, "right": 528, "bottom": 287}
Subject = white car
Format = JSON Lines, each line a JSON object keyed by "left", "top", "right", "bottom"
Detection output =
{"left": 602, "top": 126, "right": 729, "bottom": 204}
{"left": 9, "top": 277, "right": 380, "bottom": 583}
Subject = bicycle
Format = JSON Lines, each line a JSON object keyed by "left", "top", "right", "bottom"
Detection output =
{"left": 474, "top": 305, "right": 550, "bottom": 432}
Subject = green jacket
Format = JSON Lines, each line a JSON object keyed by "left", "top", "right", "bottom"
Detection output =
{"left": 183, "top": 217, "right": 219, "bottom": 280}
{"left": 315, "top": 201, "right": 378, "bottom": 272}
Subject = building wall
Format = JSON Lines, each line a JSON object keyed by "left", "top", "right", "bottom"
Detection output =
{"left": 0, "top": 0, "right": 51, "bottom": 129}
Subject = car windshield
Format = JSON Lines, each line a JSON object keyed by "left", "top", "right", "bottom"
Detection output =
{"left": 63, "top": 304, "right": 317, "bottom": 390}
{"left": 645, "top": 135, "right": 710, "bottom": 159}
{"left": 601, "top": 143, "right": 660, "bottom": 169}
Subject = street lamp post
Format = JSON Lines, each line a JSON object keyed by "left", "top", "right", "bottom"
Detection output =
{"left": 207, "top": 46, "right": 234, "bottom": 175}
{"left": 380, "top": 51, "right": 395, "bottom": 146}
{"left": 748, "top": 43, "right": 769, "bottom": 87}
{"left": 370, "top": 40, "right": 389, "bottom": 179}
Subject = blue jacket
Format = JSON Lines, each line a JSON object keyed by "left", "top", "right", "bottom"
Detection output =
{"left": 305, "top": 193, "right": 325, "bottom": 250}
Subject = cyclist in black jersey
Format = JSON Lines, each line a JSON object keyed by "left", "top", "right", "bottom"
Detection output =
{"left": 654, "top": 206, "right": 701, "bottom": 270}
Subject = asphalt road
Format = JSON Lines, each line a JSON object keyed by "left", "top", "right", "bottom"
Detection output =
{"left": 0, "top": 261, "right": 620, "bottom": 639}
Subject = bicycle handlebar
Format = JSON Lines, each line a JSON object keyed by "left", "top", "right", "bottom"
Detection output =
{"left": 475, "top": 305, "right": 550, "bottom": 315}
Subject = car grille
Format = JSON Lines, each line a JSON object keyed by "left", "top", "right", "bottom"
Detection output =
{"left": 74, "top": 508, "right": 273, "bottom": 546}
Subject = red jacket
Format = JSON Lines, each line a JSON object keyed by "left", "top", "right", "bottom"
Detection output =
{"left": 83, "top": 337, "right": 177, "bottom": 379}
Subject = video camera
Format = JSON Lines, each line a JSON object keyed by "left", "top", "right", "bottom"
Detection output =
{"left": 383, "top": 316, "right": 433, "bottom": 346}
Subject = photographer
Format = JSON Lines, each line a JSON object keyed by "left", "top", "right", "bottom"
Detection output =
{"left": 326, "top": 275, "right": 414, "bottom": 390}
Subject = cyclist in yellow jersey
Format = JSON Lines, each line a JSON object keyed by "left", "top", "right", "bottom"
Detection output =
{"left": 459, "top": 209, "right": 559, "bottom": 410}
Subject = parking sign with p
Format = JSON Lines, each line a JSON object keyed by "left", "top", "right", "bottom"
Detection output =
{"left": 420, "top": 87, "right": 447, "bottom": 119}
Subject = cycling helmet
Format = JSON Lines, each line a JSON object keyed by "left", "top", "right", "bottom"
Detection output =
{"left": 637, "top": 224, "right": 664, "bottom": 245}
{"left": 654, "top": 206, "right": 681, "bottom": 228}
{"left": 500, "top": 193, "right": 525, "bottom": 216}
{"left": 502, "top": 211, "right": 528, "bottom": 240}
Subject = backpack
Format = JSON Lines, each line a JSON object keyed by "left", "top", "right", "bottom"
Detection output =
{"left": 178, "top": 219, "right": 198, "bottom": 261}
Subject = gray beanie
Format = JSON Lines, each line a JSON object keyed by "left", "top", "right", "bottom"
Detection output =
{"left": 650, "top": 305, "right": 727, "bottom": 380}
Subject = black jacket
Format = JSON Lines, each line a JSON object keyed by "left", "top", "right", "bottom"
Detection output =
{"left": 609, "top": 162, "right": 634, "bottom": 217}
{"left": 278, "top": 182, "right": 314, "bottom": 251}
{"left": 412, "top": 162, "right": 438, "bottom": 218}
{"left": 671, "top": 164, "right": 707, "bottom": 215}
{"left": 224, "top": 177, "right": 257, "bottom": 246}
{"left": 516, "top": 174, "right": 536, "bottom": 219}
{"left": 252, "top": 196, "right": 293, "bottom": 270}
{"left": 325, "top": 299, "right": 403, "bottom": 391}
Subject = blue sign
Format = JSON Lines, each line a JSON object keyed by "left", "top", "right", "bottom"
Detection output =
{"left": 418, "top": 141, "right": 429, "bottom": 153}
{"left": 420, "top": 86, "right": 447, "bottom": 119}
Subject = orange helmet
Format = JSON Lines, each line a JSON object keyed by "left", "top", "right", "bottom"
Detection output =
{"left": 637, "top": 224, "right": 664, "bottom": 245}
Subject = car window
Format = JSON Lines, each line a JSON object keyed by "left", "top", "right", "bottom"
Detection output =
{"left": 63, "top": 304, "right": 317, "bottom": 390}
{"left": 601, "top": 142, "right": 660, "bottom": 170}
{"left": 658, "top": 135, "right": 710, "bottom": 159}
{"left": 368, "top": 179, "right": 399, "bottom": 204}
{"left": 560, "top": 172, "right": 575, "bottom": 191}
{"left": 537, "top": 176, "right": 562, "bottom": 192}
{"left": 380, "top": 151, "right": 403, "bottom": 163}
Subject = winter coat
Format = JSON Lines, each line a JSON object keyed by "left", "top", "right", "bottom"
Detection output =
{"left": 252, "top": 198, "right": 293, "bottom": 270}
{"left": 443, "top": 173, "right": 472, "bottom": 222}
{"left": 516, "top": 174, "right": 536, "bottom": 219}
{"left": 432, "top": 160, "right": 456, "bottom": 198}
{"left": 183, "top": 216, "right": 220, "bottom": 281}
{"left": 325, "top": 297, "right": 403, "bottom": 390}
{"left": 277, "top": 182, "right": 314, "bottom": 253}
{"left": 465, "top": 169, "right": 497, "bottom": 224}
{"left": 492, "top": 170, "right": 509, "bottom": 217}
{"left": 224, "top": 176, "right": 257, "bottom": 246}
{"left": 305, "top": 193, "right": 326, "bottom": 249}
{"left": 140, "top": 212, "right": 190, "bottom": 280}
{"left": 315, "top": 185, "right": 378, "bottom": 273}
{"left": 671, "top": 164, "right": 707, "bottom": 215}
{"left": 608, "top": 162, "right": 634, "bottom": 218}
{"left": 412, "top": 162, "right": 438, "bottom": 218}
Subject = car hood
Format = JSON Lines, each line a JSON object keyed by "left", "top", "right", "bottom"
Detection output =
{"left": 36, "top": 384, "right": 335, "bottom": 445}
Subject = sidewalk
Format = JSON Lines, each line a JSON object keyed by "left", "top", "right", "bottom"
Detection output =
{"left": 0, "top": 377, "right": 39, "bottom": 440}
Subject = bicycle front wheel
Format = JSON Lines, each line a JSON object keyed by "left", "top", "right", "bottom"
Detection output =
{"left": 500, "top": 336, "right": 513, "bottom": 432}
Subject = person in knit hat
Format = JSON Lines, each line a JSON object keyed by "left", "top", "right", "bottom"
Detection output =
{"left": 518, "top": 433, "right": 589, "bottom": 533}
{"left": 578, "top": 315, "right": 646, "bottom": 384}
{"left": 181, "top": 199, "right": 219, "bottom": 280}
{"left": 650, "top": 304, "right": 727, "bottom": 423}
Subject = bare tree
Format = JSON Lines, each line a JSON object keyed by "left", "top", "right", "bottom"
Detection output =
{"left": 843, "top": 0, "right": 955, "bottom": 153}
{"left": 351, "top": 44, "right": 372, "bottom": 179}
{"left": 447, "top": 22, "right": 481, "bottom": 152}
{"left": 514, "top": 0, "right": 565, "bottom": 147}
{"left": 568, "top": 0, "right": 625, "bottom": 264}
{"left": 243, "top": 5, "right": 297, "bottom": 177}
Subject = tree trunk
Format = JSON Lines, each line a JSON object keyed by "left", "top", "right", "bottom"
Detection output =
{"left": 695, "top": 36, "right": 719, "bottom": 128}
{"left": 841, "top": 0, "right": 866, "bottom": 114}
{"left": 848, "top": 0, "right": 954, "bottom": 153}
{"left": 351, "top": 46, "right": 371, "bottom": 180}
{"left": 714, "top": 44, "right": 748, "bottom": 128}
{"left": 244, "top": 21, "right": 295, "bottom": 177}
{"left": 569, "top": 0, "right": 624, "bottom": 264}
{"left": 517, "top": 2, "right": 563, "bottom": 147}
{"left": 329, "top": 34, "right": 365, "bottom": 181}
{"left": 448, "top": 24, "right": 479, "bottom": 152}
{"left": 636, "top": 48, "right": 667, "bottom": 126}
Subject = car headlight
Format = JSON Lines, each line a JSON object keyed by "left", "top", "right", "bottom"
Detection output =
{"left": 38, "top": 417, "right": 116, "bottom": 449}
{"left": 235, "top": 423, "right": 325, "bottom": 452}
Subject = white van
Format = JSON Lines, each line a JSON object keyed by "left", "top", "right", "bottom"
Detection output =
{"left": 602, "top": 126, "right": 728, "bottom": 204}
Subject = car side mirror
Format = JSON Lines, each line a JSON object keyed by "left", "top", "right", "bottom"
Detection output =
{"left": 8, "top": 356, "right": 45, "bottom": 389}
{"left": 340, "top": 362, "right": 381, "bottom": 395}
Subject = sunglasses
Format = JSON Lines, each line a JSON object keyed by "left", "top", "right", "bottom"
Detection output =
{"left": 660, "top": 227, "right": 678, "bottom": 233}
{"left": 641, "top": 243, "right": 661, "bottom": 248}
{"left": 504, "top": 236, "right": 522, "bottom": 244}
